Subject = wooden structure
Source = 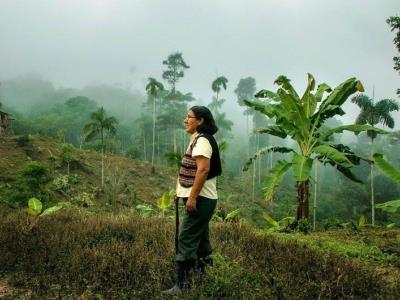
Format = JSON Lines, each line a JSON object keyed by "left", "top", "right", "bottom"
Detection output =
{"left": 0, "top": 110, "right": 13, "bottom": 135}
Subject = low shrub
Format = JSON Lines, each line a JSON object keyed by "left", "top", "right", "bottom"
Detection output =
{"left": 17, "top": 134, "right": 30, "bottom": 147}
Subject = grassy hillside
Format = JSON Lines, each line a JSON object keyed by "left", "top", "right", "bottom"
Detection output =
{"left": 1, "top": 135, "right": 400, "bottom": 299}
{"left": 0, "top": 134, "right": 176, "bottom": 210}
{"left": 0, "top": 135, "right": 266, "bottom": 222}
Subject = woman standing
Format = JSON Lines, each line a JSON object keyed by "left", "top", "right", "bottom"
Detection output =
{"left": 162, "top": 106, "right": 221, "bottom": 295}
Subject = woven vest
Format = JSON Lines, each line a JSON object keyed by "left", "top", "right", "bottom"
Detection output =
{"left": 178, "top": 133, "right": 222, "bottom": 188}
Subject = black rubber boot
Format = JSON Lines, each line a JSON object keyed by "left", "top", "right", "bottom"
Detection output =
{"left": 197, "top": 256, "right": 213, "bottom": 274}
{"left": 161, "top": 261, "right": 194, "bottom": 296}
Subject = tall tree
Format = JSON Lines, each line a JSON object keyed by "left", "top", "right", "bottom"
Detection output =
{"left": 386, "top": 16, "right": 400, "bottom": 96}
{"left": 351, "top": 94, "right": 399, "bottom": 225}
{"left": 162, "top": 52, "right": 189, "bottom": 93}
{"left": 210, "top": 76, "right": 228, "bottom": 115}
{"left": 161, "top": 53, "right": 191, "bottom": 153}
{"left": 234, "top": 77, "right": 258, "bottom": 156}
{"left": 209, "top": 76, "right": 233, "bottom": 140}
{"left": 145, "top": 77, "right": 164, "bottom": 171}
{"left": 244, "top": 74, "right": 384, "bottom": 222}
{"left": 84, "top": 107, "right": 118, "bottom": 188}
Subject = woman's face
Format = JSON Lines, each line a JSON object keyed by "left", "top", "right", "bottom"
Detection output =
{"left": 184, "top": 110, "right": 202, "bottom": 134}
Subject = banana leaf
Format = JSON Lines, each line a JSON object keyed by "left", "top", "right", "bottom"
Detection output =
{"left": 319, "top": 124, "right": 386, "bottom": 141}
{"left": 312, "top": 145, "right": 352, "bottom": 168}
{"left": 376, "top": 200, "right": 400, "bottom": 213}
{"left": 264, "top": 160, "right": 292, "bottom": 202}
{"left": 373, "top": 153, "right": 400, "bottom": 182}
{"left": 292, "top": 153, "right": 313, "bottom": 182}
{"left": 256, "top": 125, "right": 287, "bottom": 138}
{"left": 243, "top": 146, "right": 294, "bottom": 171}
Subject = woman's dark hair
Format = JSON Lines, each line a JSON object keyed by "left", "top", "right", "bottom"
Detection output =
{"left": 190, "top": 106, "right": 218, "bottom": 135}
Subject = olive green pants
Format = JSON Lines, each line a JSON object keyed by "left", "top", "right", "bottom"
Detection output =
{"left": 175, "top": 196, "right": 217, "bottom": 262}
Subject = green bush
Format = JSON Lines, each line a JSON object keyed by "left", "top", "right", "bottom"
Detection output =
{"left": 12, "top": 161, "right": 52, "bottom": 205}
{"left": 297, "top": 218, "right": 312, "bottom": 233}
{"left": 17, "top": 134, "right": 30, "bottom": 147}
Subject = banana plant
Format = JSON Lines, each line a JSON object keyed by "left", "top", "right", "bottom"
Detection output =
{"left": 157, "top": 189, "right": 174, "bottom": 217}
{"left": 244, "top": 74, "right": 386, "bottom": 221}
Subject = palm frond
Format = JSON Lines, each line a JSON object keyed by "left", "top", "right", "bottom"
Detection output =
{"left": 375, "top": 98, "right": 399, "bottom": 113}
{"left": 379, "top": 113, "right": 395, "bottom": 128}
{"left": 351, "top": 94, "right": 373, "bottom": 111}
{"left": 354, "top": 110, "right": 369, "bottom": 125}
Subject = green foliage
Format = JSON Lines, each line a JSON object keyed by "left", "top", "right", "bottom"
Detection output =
{"left": 125, "top": 146, "right": 140, "bottom": 159}
{"left": 13, "top": 161, "right": 52, "bottom": 205}
{"left": 17, "top": 134, "right": 30, "bottom": 147}
{"left": 386, "top": 16, "right": 400, "bottom": 95}
{"left": 162, "top": 52, "right": 189, "bottom": 92}
{"left": 262, "top": 212, "right": 294, "bottom": 231}
{"left": 25, "top": 197, "right": 64, "bottom": 217}
{"left": 84, "top": 106, "right": 118, "bottom": 148}
{"left": 376, "top": 200, "right": 400, "bottom": 214}
{"left": 263, "top": 160, "right": 292, "bottom": 202}
{"left": 297, "top": 218, "right": 312, "bottom": 233}
{"left": 351, "top": 94, "right": 399, "bottom": 139}
{"left": 244, "top": 74, "right": 368, "bottom": 219}
{"left": 373, "top": 153, "right": 400, "bottom": 215}
{"left": 157, "top": 190, "right": 174, "bottom": 216}
{"left": 164, "top": 151, "right": 181, "bottom": 167}
{"left": 373, "top": 153, "right": 400, "bottom": 182}
{"left": 234, "top": 77, "right": 256, "bottom": 107}
{"left": 26, "top": 197, "right": 42, "bottom": 216}
{"left": 71, "top": 192, "right": 95, "bottom": 207}
{"left": 214, "top": 208, "right": 241, "bottom": 222}
{"left": 135, "top": 204, "right": 154, "bottom": 218}
{"left": 200, "top": 253, "right": 245, "bottom": 296}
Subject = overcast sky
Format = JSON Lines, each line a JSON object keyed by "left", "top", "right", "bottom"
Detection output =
{"left": 0, "top": 0, "right": 399, "bottom": 125}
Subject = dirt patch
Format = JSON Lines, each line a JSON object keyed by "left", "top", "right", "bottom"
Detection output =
{"left": 0, "top": 276, "right": 10, "bottom": 298}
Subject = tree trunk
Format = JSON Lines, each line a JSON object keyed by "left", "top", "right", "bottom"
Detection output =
{"left": 370, "top": 138, "right": 375, "bottom": 225}
{"left": 101, "top": 129, "right": 104, "bottom": 188}
{"left": 157, "top": 132, "right": 160, "bottom": 164}
{"left": 143, "top": 134, "right": 147, "bottom": 161}
{"left": 101, "top": 152, "right": 104, "bottom": 188}
{"left": 313, "top": 164, "right": 318, "bottom": 231}
{"left": 151, "top": 96, "right": 156, "bottom": 172}
{"left": 296, "top": 180, "right": 309, "bottom": 220}
{"left": 252, "top": 163, "right": 256, "bottom": 202}
{"left": 173, "top": 130, "right": 177, "bottom": 153}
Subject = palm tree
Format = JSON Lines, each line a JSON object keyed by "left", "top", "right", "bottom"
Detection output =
{"left": 210, "top": 76, "right": 228, "bottom": 115}
{"left": 244, "top": 74, "right": 385, "bottom": 223}
{"left": 351, "top": 94, "right": 399, "bottom": 225}
{"left": 145, "top": 77, "right": 164, "bottom": 172}
{"left": 84, "top": 107, "right": 118, "bottom": 188}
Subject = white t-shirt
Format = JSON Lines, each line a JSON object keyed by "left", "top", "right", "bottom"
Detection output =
{"left": 176, "top": 132, "right": 218, "bottom": 199}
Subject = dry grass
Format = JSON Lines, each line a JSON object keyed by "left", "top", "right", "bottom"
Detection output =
{"left": 0, "top": 209, "right": 399, "bottom": 299}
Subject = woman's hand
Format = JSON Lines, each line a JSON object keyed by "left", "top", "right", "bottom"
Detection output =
{"left": 186, "top": 197, "right": 197, "bottom": 212}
